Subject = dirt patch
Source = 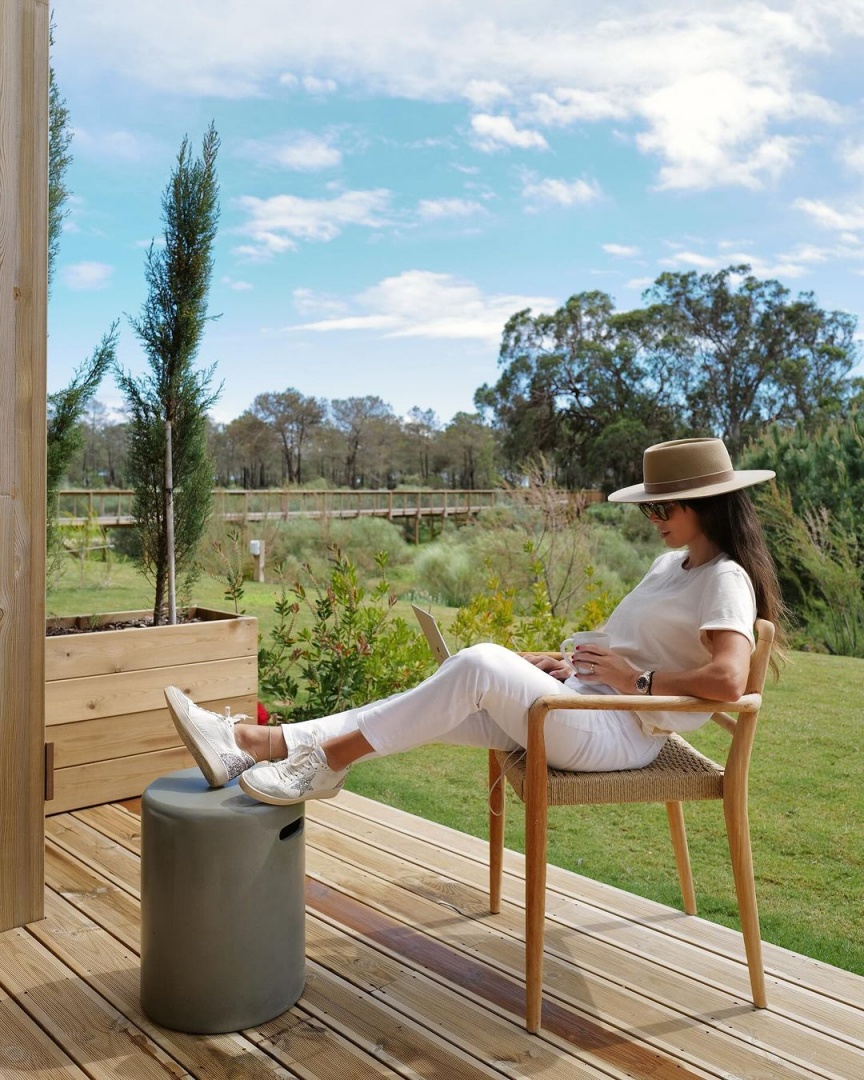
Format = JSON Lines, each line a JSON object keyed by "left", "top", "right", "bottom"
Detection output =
{"left": 46, "top": 616, "right": 205, "bottom": 636}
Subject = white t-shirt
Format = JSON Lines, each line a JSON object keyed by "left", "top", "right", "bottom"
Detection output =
{"left": 567, "top": 550, "right": 756, "bottom": 736}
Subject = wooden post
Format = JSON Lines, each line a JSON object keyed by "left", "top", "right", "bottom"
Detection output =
{"left": 0, "top": 0, "right": 49, "bottom": 930}
{"left": 164, "top": 420, "right": 176, "bottom": 624}
{"left": 249, "top": 538, "right": 265, "bottom": 583}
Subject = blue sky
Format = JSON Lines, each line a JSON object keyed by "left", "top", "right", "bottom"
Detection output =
{"left": 49, "top": 0, "right": 864, "bottom": 428}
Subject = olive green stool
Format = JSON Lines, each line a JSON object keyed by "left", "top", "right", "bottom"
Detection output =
{"left": 140, "top": 768, "right": 305, "bottom": 1033}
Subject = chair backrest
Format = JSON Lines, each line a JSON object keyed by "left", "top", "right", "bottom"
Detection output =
{"left": 746, "top": 619, "right": 775, "bottom": 696}
{"left": 709, "top": 618, "right": 774, "bottom": 733}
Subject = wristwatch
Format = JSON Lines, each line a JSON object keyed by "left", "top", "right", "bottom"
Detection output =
{"left": 635, "top": 670, "right": 655, "bottom": 695}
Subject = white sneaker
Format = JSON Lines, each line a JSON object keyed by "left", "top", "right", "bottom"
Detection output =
{"left": 239, "top": 746, "right": 348, "bottom": 805}
{"left": 164, "top": 686, "right": 255, "bottom": 788}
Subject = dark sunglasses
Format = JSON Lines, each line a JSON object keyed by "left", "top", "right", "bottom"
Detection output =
{"left": 638, "top": 501, "right": 678, "bottom": 521}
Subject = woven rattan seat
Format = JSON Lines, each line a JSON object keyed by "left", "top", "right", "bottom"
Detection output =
{"left": 496, "top": 731, "right": 724, "bottom": 807}
{"left": 488, "top": 619, "right": 775, "bottom": 1032}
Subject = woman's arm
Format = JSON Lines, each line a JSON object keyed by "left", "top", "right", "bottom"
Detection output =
{"left": 574, "top": 629, "right": 752, "bottom": 700}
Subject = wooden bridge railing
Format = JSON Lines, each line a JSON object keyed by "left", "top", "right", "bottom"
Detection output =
{"left": 55, "top": 487, "right": 604, "bottom": 529}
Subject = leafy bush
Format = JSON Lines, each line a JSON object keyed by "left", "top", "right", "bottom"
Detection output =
{"left": 449, "top": 543, "right": 619, "bottom": 652}
{"left": 258, "top": 548, "right": 435, "bottom": 721}
{"left": 264, "top": 516, "right": 411, "bottom": 585}
{"left": 748, "top": 484, "right": 864, "bottom": 656}
{"left": 412, "top": 540, "right": 483, "bottom": 606}
{"left": 743, "top": 414, "right": 864, "bottom": 655}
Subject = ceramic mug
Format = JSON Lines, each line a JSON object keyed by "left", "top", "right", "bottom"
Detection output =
{"left": 559, "top": 630, "right": 611, "bottom": 675}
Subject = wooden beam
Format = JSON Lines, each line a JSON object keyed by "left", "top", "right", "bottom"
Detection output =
{"left": 0, "top": 0, "right": 49, "bottom": 930}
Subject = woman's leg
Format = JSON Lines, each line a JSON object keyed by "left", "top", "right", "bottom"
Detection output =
{"left": 253, "top": 641, "right": 662, "bottom": 772}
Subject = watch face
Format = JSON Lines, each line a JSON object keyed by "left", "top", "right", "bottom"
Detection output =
{"left": 636, "top": 674, "right": 650, "bottom": 693}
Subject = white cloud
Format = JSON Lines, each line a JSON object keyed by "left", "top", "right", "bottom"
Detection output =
{"left": 279, "top": 72, "right": 338, "bottom": 94}
{"left": 530, "top": 88, "right": 628, "bottom": 126}
{"left": 286, "top": 269, "right": 556, "bottom": 343}
{"left": 292, "top": 287, "right": 349, "bottom": 316}
{"left": 303, "top": 75, "right": 337, "bottom": 94}
{"left": 416, "top": 198, "right": 488, "bottom": 220}
{"left": 794, "top": 198, "right": 864, "bottom": 232}
{"left": 522, "top": 175, "right": 602, "bottom": 208}
{"left": 840, "top": 140, "right": 864, "bottom": 174}
{"left": 221, "top": 276, "right": 253, "bottom": 291}
{"left": 635, "top": 72, "right": 815, "bottom": 190}
{"left": 659, "top": 247, "right": 809, "bottom": 278}
{"left": 603, "top": 243, "right": 641, "bottom": 257}
{"left": 71, "top": 127, "right": 162, "bottom": 163}
{"left": 626, "top": 276, "right": 655, "bottom": 290}
{"left": 61, "top": 261, "right": 114, "bottom": 290}
{"left": 471, "top": 114, "right": 548, "bottom": 152}
{"left": 464, "top": 79, "right": 512, "bottom": 109}
{"left": 234, "top": 188, "right": 394, "bottom": 257}
{"left": 243, "top": 131, "right": 342, "bottom": 171}
{"left": 55, "top": 3, "right": 862, "bottom": 191}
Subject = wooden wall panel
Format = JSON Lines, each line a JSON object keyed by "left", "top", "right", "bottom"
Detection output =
{"left": 0, "top": 0, "right": 49, "bottom": 931}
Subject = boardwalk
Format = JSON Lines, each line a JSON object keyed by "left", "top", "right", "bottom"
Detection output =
{"left": 56, "top": 487, "right": 602, "bottom": 530}
{"left": 2, "top": 788, "right": 862, "bottom": 1078}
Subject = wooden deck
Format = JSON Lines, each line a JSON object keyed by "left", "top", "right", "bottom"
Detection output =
{"left": 2, "top": 791, "right": 862, "bottom": 1079}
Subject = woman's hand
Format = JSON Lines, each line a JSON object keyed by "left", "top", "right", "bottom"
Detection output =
{"left": 567, "top": 645, "right": 638, "bottom": 692}
{"left": 521, "top": 652, "right": 573, "bottom": 681}
{"left": 573, "top": 629, "right": 752, "bottom": 700}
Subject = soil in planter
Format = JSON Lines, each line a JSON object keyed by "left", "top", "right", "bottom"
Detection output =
{"left": 46, "top": 615, "right": 207, "bottom": 636}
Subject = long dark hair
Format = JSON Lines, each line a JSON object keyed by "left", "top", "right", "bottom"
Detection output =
{"left": 681, "top": 489, "right": 787, "bottom": 672}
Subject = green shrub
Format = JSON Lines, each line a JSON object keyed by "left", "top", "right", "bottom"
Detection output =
{"left": 449, "top": 543, "right": 619, "bottom": 652}
{"left": 413, "top": 540, "right": 484, "bottom": 606}
{"left": 258, "top": 548, "right": 435, "bottom": 721}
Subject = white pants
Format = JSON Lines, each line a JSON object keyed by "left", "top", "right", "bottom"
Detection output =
{"left": 281, "top": 642, "right": 664, "bottom": 772}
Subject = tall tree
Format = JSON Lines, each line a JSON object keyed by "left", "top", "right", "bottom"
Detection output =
{"left": 403, "top": 407, "right": 440, "bottom": 484}
{"left": 251, "top": 388, "right": 325, "bottom": 484}
{"left": 476, "top": 292, "right": 686, "bottom": 489}
{"left": 330, "top": 396, "right": 395, "bottom": 487}
{"left": 648, "top": 266, "right": 859, "bottom": 455}
{"left": 219, "top": 412, "right": 280, "bottom": 487}
{"left": 46, "top": 24, "right": 116, "bottom": 562}
{"left": 439, "top": 412, "right": 497, "bottom": 489}
{"left": 116, "top": 124, "right": 221, "bottom": 623}
{"left": 48, "top": 23, "right": 72, "bottom": 298}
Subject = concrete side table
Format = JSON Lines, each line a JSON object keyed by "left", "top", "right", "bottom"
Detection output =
{"left": 140, "top": 768, "right": 305, "bottom": 1033}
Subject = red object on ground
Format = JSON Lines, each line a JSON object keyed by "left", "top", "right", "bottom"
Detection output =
{"left": 257, "top": 701, "right": 270, "bottom": 725}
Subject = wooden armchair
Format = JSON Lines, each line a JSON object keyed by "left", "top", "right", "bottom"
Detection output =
{"left": 489, "top": 619, "right": 775, "bottom": 1032}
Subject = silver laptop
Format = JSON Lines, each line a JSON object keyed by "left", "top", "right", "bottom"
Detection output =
{"left": 411, "top": 605, "right": 451, "bottom": 666}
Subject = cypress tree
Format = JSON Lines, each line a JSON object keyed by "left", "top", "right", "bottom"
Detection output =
{"left": 116, "top": 123, "right": 221, "bottom": 623}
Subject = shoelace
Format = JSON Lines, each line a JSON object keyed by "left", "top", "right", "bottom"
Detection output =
{"left": 488, "top": 747, "right": 527, "bottom": 817}
{"left": 272, "top": 744, "right": 321, "bottom": 776}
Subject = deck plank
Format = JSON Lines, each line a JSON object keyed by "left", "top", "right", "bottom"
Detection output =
{"left": 0, "top": 984, "right": 91, "bottom": 1079}
{"left": 10, "top": 792, "right": 862, "bottom": 1080}
{"left": 307, "top": 799, "right": 864, "bottom": 1051}
{"left": 76, "top": 791, "right": 864, "bottom": 1080}
{"left": 0, "top": 925, "right": 194, "bottom": 1079}
{"left": 317, "top": 793, "right": 864, "bottom": 1009}
{"left": 41, "top": 815, "right": 556, "bottom": 1079}
{"left": 305, "top": 844, "right": 844, "bottom": 1080}
{"left": 31, "top": 890, "right": 297, "bottom": 1079}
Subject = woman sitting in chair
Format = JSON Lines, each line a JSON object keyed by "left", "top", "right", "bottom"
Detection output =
{"left": 166, "top": 437, "right": 784, "bottom": 805}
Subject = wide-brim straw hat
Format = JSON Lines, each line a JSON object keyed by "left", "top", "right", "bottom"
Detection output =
{"left": 608, "top": 437, "right": 775, "bottom": 503}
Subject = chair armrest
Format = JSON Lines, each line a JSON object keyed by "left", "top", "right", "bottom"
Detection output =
{"left": 530, "top": 692, "right": 762, "bottom": 714}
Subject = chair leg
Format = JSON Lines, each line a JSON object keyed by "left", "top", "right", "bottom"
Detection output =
{"left": 724, "top": 791, "right": 767, "bottom": 1007}
{"left": 489, "top": 750, "right": 505, "bottom": 914}
{"left": 524, "top": 735, "right": 549, "bottom": 1034}
{"left": 665, "top": 802, "right": 697, "bottom": 915}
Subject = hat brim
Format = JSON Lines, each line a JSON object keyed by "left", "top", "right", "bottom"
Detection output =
{"left": 607, "top": 470, "right": 775, "bottom": 503}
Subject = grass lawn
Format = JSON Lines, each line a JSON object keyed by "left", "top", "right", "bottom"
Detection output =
{"left": 49, "top": 554, "right": 864, "bottom": 976}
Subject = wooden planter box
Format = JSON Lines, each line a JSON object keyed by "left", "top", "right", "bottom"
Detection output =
{"left": 45, "top": 607, "right": 258, "bottom": 814}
